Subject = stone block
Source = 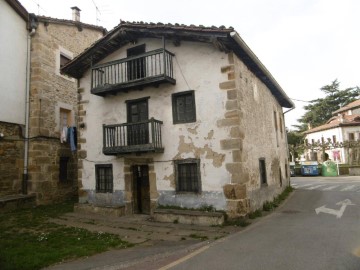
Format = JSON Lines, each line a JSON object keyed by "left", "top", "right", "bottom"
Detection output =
{"left": 223, "top": 184, "right": 236, "bottom": 199}
{"left": 225, "top": 100, "right": 238, "bottom": 110}
{"left": 219, "top": 80, "right": 236, "bottom": 90}
{"left": 225, "top": 110, "right": 240, "bottom": 119}
{"left": 228, "top": 71, "right": 235, "bottom": 80}
{"left": 232, "top": 150, "right": 242, "bottom": 162}
{"left": 220, "top": 139, "right": 241, "bottom": 150}
{"left": 78, "top": 150, "right": 87, "bottom": 159}
{"left": 228, "top": 53, "right": 234, "bottom": 64}
{"left": 217, "top": 118, "right": 239, "bottom": 127}
{"left": 227, "top": 89, "right": 237, "bottom": 100}
{"left": 220, "top": 65, "right": 234, "bottom": 73}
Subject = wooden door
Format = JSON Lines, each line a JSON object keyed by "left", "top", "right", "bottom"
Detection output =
{"left": 127, "top": 44, "right": 146, "bottom": 81}
{"left": 132, "top": 165, "right": 150, "bottom": 214}
{"left": 127, "top": 99, "right": 149, "bottom": 146}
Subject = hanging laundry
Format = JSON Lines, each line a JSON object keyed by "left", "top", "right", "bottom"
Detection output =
{"left": 60, "top": 126, "right": 67, "bottom": 143}
{"left": 67, "top": 126, "right": 77, "bottom": 151}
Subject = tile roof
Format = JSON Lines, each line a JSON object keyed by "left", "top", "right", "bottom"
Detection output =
{"left": 304, "top": 114, "right": 360, "bottom": 134}
{"left": 332, "top": 99, "right": 360, "bottom": 115}
{"left": 61, "top": 21, "right": 294, "bottom": 108}
{"left": 37, "top": 16, "right": 106, "bottom": 33}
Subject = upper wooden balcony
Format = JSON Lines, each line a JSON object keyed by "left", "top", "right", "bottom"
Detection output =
{"left": 91, "top": 49, "right": 176, "bottom": 96}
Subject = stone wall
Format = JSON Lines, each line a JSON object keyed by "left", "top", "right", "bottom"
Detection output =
{"left": 0, "top": 122, "right": 24, "bottom": 196}
{"left": 27, "top": 21, "right": 103, "bottom": 204}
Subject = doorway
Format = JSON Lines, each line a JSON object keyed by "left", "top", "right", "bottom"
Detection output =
{"left": 127, "top": 44, "right": 146, "bottom": 81}
{"left": 132, "top": 165, "right": 150, "bottom": 214}
{"left": 127, "top": 98, "right": 149, "bottom": 146}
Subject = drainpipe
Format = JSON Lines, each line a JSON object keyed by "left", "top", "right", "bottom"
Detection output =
{"left": 23, "top": 24, "right": 36, "bottom": 195}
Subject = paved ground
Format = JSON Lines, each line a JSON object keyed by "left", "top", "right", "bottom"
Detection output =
{"left": 291, "top": 175, "right": 360, "bottom": 192}
{"left": 44, "top": 211, "right": 243, "bottom": 270}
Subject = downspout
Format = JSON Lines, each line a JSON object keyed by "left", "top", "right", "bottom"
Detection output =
{"left": 23, "top": 26, "right": 36, "bottom": 195}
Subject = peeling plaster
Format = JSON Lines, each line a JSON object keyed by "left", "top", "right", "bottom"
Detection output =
{"left": 163, "top": 173, "right": 175, "bottom": 188}
{"left": 204, "top": 130, "right": 214, "bottom": 140}
{"left": 187, "top": 124, "right": 199, "bottom": 135}
{"left": 175, "top": 135, "right": 225, "bottom": 168}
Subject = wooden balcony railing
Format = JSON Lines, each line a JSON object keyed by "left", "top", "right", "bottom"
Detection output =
{"left": 91, "top": 49, "right": 175, "bottom": 96}
{"left": 103, "top": 118, "right": 164, "bottom": 155}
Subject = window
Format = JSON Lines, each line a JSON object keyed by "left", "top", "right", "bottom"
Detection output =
{"left": 273, "top": 111, "right": 279, "bottom": 147}
{"left": 60, "top": 108, "right": 72, "bottom": 131}
{"left": 60, "top": 54, "right": 71, "bottom": 69}
{"left": 56, "top": 46, "right": 74, "bottom": 81}
{"left": 349, "top": 133, "right": 355, "bottom": 141}
{"left": 172, "top": 91, "right": 196, "bottom": 124}
{"left": 174, "top": 159, "right": 201, "bottom": 193}
{"left": 332, "top": 135, "right": 337, "bottom": 143}
{"left": 259, "top": 158, "right": 267, "bottom": 185}
{"left": 59, "top": 157, "right": 69, "bottom": 182}
{"left": 95, "top": 164, "right": 113, "bottom": 193}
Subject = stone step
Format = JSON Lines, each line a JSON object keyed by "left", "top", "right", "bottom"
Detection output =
{"left": 0, "top": 194, "right": 36, "bottom": 212}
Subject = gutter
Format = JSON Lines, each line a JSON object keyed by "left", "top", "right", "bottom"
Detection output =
{"left": 23, "top": 16, "right": 37, "bottom": 195}
{"left": 229, "top": 32, "right": 295, "bottom": 109}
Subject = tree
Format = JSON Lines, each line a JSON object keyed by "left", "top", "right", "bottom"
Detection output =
{"left": 287, "top": 129, "right": 303, "bottom": 162}
{"left": 296, "top": 79, "right": 360, "bottom": 132}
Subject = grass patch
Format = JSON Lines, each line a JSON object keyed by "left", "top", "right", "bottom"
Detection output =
{"left": 263, "top": 186, "right": 294, "bottom": 212}
{"left": 224, "top": 218, "right": 251, "bottom": 227}
{"left": 248, "top": 209, "right": 262, "bottom": 219}
{"left": 189, "top": 234, "right": 208, "bottom": 241}
{"left": 0, "top": 201, "right": 132, "bottom": 270}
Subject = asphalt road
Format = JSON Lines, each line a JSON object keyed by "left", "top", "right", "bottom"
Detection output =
{"left": 161, "top": 176, "right": 360, "bottom": 270}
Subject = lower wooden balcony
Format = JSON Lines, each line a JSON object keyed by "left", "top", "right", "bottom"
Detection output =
{"left": 103, "top": 118, "right": 164, "bottom": 155}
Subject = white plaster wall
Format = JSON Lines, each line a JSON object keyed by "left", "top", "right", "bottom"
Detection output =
{"left": 0, "top": 1, "right": 28, "bottom": 124}
{"left": 79, "top": 38, "right": 231, "bottom": 194}
{"left": 305, "top": 126, "right": 360, "bottom": 163}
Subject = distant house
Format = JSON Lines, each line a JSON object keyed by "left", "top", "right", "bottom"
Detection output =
{"left": 304, "top": 100, "right": 360, "bottom": 164}
{"left": 0, "top": 0, "right": 106, "bottom": 204}
{"left": 62, "top": 21, "right": 294, "bottom": 217}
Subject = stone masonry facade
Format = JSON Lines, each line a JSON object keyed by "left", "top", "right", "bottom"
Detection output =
{"left": 0, "top": 122, "right": 24, "bottom": 196}
{"left": 27, "top": 19, "right": 104, "bottom": 204}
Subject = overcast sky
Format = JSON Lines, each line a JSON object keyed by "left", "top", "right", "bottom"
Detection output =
{"left": 19, "top": 0, "right": 360, "bottom": 129}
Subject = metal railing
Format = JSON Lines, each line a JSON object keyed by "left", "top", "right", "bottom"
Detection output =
{"left": 92, "top": 49, "right": 174, "bottom": 91}
{"left": 103, "top": 118, "right": 163, "bottom": 154}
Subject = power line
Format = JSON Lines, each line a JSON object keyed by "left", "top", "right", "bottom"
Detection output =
{"left": 290, "top": 98, "right": 311, "bottom": 103}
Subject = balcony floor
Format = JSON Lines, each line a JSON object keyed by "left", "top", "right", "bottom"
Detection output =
{"left": 92, "top": 75, "right": 176, "bottom": 96}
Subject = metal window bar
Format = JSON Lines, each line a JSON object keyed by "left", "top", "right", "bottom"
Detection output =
{"left": 96, "top": 165, "right": 113, "bottom": 192}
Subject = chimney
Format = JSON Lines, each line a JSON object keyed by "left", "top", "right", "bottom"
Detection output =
{"left": 71, "top": 6, "right": 81, "bottom": 22}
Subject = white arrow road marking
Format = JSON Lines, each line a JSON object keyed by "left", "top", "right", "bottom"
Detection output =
{"left": 340, "top": 185, "right": 356, "bottom": 191}
{"left": 315, "top": 199, "right": 355, "bottom": 219}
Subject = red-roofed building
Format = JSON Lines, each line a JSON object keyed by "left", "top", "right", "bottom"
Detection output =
{"left": 304, "top": 100, "right": 360, "bottom": 164}
{"left": 62, "top": 21, "right": 294, "bottom": 218}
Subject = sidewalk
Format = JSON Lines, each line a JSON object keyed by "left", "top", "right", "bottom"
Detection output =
{"left": 44, "top": 212, "right": 243, "bottom": 270}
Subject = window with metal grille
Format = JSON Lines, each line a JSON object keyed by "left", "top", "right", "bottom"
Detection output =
{"left": 95, "top": 164, "right": 113, "bottom": 193}
{"left": 349, "top": 132, "right": 355, "bottom": 141}
{"left": 175, "top": 159, "right": 201, "bottom": 193}
{"left": 172, "top": 91, "right": 196, "bottom": 124}
{"left": 259, "top": 158, "right": 267, "bottom": 185}
{"left": 59, "top": 157, "right": 69, "bottom": 182}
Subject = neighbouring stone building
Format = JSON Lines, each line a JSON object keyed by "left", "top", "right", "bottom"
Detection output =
{"left": 304, "top": 99, "right": 360, "bottom": 164}
{"left": 62, "top": 21, "right": 294, "bottom": 217}
{"left": 0, "top": 0, "right": 106, "bottom": 204}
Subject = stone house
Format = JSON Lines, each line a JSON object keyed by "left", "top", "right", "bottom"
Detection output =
{"left": 62, "top": 21, "right": 294, "bottom": 217}
{"left": 304, "top": 100, "right": 360, "bottom": 164}
{"left": 0, "top": 0, "right": 106, "bottom": 204}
